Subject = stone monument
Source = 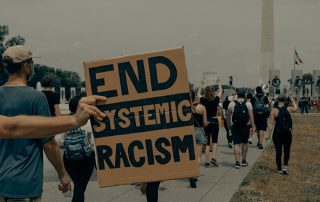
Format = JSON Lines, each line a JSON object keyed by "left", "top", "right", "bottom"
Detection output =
{"left": 260, "top": 0, "right": 274, "bottom": 85}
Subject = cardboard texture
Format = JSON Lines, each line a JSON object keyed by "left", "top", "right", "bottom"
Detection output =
{"left": 84, "top": 48, "right": 199, "bottom": 187}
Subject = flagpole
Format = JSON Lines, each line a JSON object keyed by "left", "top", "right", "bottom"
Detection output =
{"left": 293, "top": 47, "right": 296, "bottom": 71}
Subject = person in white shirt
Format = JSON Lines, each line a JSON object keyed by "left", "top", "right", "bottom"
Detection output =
{"left": 227, "top": 92, "right": 254, "bottom": 169}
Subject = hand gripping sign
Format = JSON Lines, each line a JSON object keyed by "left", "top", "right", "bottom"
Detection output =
{"left": 84, "top": 48, "right": 199, "bottom": 187}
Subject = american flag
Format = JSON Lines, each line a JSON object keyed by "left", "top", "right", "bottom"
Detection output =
{"left": 295, "top": 49, "right": 303, "bottom": 65}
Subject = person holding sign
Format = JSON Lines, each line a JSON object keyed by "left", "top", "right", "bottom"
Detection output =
{"left": 0, "top": 95, "right": 106, "bottom": 139}
{"left": 0, "top": 45, "right": 106, "bottom": 202}
{"left": 0, "top": 45, "right": 71, "bottom": 201}
{"left": 198, "top": 79, "right": 223, "bottom": 167}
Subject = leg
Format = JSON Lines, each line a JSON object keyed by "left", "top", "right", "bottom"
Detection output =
{"left": 240, "top": 126, "right": 249, "bottom": 165}
{"left": 232, "top": 126, "right": 241, "bottom": 168}
{"left": 258, "top": 130, "right": 264, "bottom": 146}
{"left": 72, "top": 154, "right": 95, "bottom": 202}
{"left": 273, "top": 134, "right": 283, "bottom": 171}
{"left": 204, "top": 124, "right": 212, "bottom": 165}
{"left": 196, "top": 144, "right": 203, "bottom": 164}
{"left": 146, "top": 181, "right": 160, "bottom": 202}
{"left": 234, "top": 144, "right": 241, "bottom": 162}
{"left": 224, "top": 119, "right": 232, "bottom": 144}
{"left": 283, "top": 133, "right": 292, "bottom": 167}
{"left": 211, "top": 123, "right": 219, "bottom": 161}
{"left": 241, "top": 143, "right": 248, "bottom": 160}
{"left": 63, "top": 156, "right": 83, "bottom": 202}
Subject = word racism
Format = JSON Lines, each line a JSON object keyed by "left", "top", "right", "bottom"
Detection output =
{"left": 84, "top": 48, "right": 198, "bottom": 186}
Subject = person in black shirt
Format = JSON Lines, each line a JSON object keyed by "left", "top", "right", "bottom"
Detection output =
{"left": 41, "top": 76, "right": 61, "bottom": 116}
{"left": 198, "top": 79, "right": 222, "bottom": 167}
{"left": 267, "top": 95, "right": 297, "bottom": 175}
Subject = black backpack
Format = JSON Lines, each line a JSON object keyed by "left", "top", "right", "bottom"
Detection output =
{"left": 253, "top": 96, "right": 270, "bottom": 117}
{"left": 232, "top": 100, "right": 249, "bottom": 127}
{"left": 275, "top": 107, "right": 292, "bottom": 134}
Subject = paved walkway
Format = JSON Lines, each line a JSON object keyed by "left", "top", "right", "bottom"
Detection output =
{"left": 42, "top": 127, "right": 264, "bottom": 202}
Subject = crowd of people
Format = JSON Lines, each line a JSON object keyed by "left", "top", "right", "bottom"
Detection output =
{"left": 0, "top": 45, "right": 300, "bottom": 202}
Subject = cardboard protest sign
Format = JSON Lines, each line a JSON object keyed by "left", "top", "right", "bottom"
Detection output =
{"left": 84, "top": 48, "right": 199, "bottom": 187}
{"left": 203, "top": 71, "right": 217, "bottom": 85}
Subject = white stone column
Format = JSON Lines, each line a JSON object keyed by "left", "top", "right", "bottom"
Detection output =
{"left": 70, "top": 87, "right": 76, "bottom": 99}
{"left": 313, "top": 70, "right": 320, "bottom": 98}
{"left": 291, "top": 70, "right": 303, "bottom": 97}
{"left": 269, "top": 69, "right": 280, "bottom": 96}
{"left": 60, "top": 87, "right": 66, "bottom": 104}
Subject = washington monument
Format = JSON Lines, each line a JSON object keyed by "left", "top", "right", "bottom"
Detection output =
{"left": 260, "top": 0, "right": 274, "bottom": 84}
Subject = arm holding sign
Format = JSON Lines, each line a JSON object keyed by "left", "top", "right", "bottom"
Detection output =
{"left": 216, "top": 78, "right": 222, "bottom": 98}
{"left": 197, "top": 80, "right": 204, "bottom": 98}
{"left": 0, "top": 95, "right": 106, "bottom": 138}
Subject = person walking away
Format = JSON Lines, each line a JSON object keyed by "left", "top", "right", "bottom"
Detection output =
{"left": 190, "top": 94, "right": 209, "bottom": 187}
{"left": 253, "top": 86, "right": 270, "bottom": 149}
{"left": 267, "top": 94, "right": 297, "bottom": 175}
{"left": 198, "top": 79, "right": 223, "bottom": 167}
{"left": 246, "top": 93, "right": 254, "bottom": 144}
{"left": 227, "top": 92, "right": 254, "bottom": 169}
{"left": 41, "top": 76, "right": 61, "bottom": 116}
{"left": 222, "top": 96, "right": 232, "bottom": 148}
{"left": 0, "top": 45, "right": 71, "bottom": 201}
{"left": 301, "top": 96, "right": 309, "bottom": 115}
{"left": 61, "top": 95, "right": 95, "bottom": 202}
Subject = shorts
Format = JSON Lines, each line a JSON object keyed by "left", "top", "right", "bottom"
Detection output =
{"left": 204, "top": 120, "right": 219, "bottom": 145}
{"left": 231, "top": 125, "right": 250, "bottom": 144}
{"left": 194, "top": 127, "right": 207, "bottom": 145}
{"left": 254, "top": 116, "right": 268, "bottom": 131}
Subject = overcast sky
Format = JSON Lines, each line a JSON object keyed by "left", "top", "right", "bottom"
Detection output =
{"left": 1, "top": 0, "right": 320, "bottom": 87}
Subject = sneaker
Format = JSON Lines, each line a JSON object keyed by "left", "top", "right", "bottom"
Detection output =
{"left": 248, "top": 139, "right": 252, "bottom": 144}
{"left": 205, "top": 162, "right": 211, "bottom": 168}
{"left": 228, "top": 143, "right": 233, "bottom": 148}
{"left": 235, "top": 161, "right": 240, "bottom": 169}
{"left": 211, "top": 158, "right": 219, "bottom": 167}
{"left": 278, "top": 170, "right": 283, "bottom": 175}
{"left": 241, "top": 160, "right": 248, "bottom": 167}
{"left": 282, "top": 168, "right": 289, "bottom": 175}
{"left": 158, "top": 182, "right": 167, "bottom": 191}
{"left": 258, "top": 144, "right": 264, "bottom": 150}
{"left": 140, "top": 183, "right": 147, "bottom": 194}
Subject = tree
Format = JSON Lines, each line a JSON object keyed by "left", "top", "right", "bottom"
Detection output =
{"left": 0, "top": 25, "right": 81, "bottom": 97}
{"left": 0, "top": 25, "right": 26, "bottom": 85}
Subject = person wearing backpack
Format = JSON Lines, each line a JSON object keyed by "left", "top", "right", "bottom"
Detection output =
{"left": 227, "top": 92, "right": 254, "bottom": 169}
{"left": 62, "top": 95, "right": 96, "bottom": 202}
{"left": 253, "top": 86, "right": 270, "bottom": 149}
{"left": 267, "top": 94, "right": 297, "bottom": 175}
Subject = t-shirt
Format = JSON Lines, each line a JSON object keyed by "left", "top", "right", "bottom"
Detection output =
{"left": 0, "top": 86, "right": 51, "bottom": 198}
{"left": 42, "top": 90, "right": 60, "bottom": 116}
{"left": 200, "top": 96, "right": 220, "bottom": 121}
{"left": 228, "top": 99, "right": 253, "bottom": 126}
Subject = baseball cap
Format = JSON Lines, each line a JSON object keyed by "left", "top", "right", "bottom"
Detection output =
{"left": 2, "top": 45, "right": 35, "bottom": 64}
